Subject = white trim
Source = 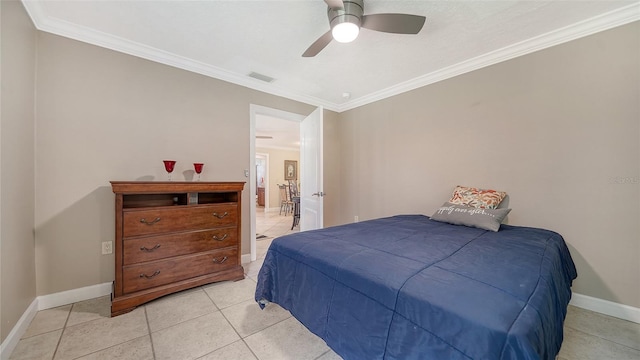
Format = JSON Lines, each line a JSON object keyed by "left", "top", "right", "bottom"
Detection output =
{"left": 338, "top": 3, "right": 640, "bottom": 112}
{"left": 37, "top": 282, "right": 112, "bottom": 310}
{"left": 0, "top": 299, "right": 38, "bottom": 360}
{"left": 249, "top": 106, "right": 257, "bottom": 263}
{"left": 20, "top": 1, "right": 640, "bottom": 114}
{"left": 570, "top": 292, "right": 640, "bottom": 324}
{"left": 0, "top": 283, "right": 112, "bottom": 359}
{"left": 241, "top": 253, "right": 252, "bottom": 264}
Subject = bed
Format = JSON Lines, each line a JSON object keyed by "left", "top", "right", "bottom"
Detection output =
{"left": 255, "top": 214, "right": 577, "bottom": 359}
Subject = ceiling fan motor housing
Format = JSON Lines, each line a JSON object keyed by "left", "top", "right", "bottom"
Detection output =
{"left": 328, "top": 0, "right": 364, "bottom": 29}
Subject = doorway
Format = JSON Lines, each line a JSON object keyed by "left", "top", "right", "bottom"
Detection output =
{"left": 249, "top": 105, "right": 305, "bottom": 262}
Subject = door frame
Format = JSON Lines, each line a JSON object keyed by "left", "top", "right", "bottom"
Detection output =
{"left": 249, "top": 104, "right": 305, "bottom": 262}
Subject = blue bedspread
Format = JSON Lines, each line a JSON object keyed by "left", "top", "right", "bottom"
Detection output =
{"left": 255, "top": 215, "right": 577, "bottom": 359}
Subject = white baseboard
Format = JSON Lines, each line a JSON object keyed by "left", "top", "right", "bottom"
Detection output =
{"left": 0, "top": 299, "right": 38, "bottom": 360}
{"left": 258, "top": 207, "right": 280, "bottom": 213}
{"left": 571, "top": 292, "right": 640, "bottom": 324}
{"left": 37, "top": 282, "right": 113, "bottom": 310}
{"left": 0, "top": 283, "right": 112, "bottom": 359}
{"left": 242, "top": 253, "right": 252, "bottom": 264}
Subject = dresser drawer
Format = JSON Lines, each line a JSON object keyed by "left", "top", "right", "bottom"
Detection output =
{"left": 123, "top": 204, "right": 237, "bottom": 237}
{"left": 122, "top": 248, "right": 238, "bottom": 294}
{"left": 123, "top": 227, "right": 238, "bottom": 265}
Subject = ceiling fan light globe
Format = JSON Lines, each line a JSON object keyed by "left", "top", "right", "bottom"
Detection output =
{"left": 332, "top": 22, "right": 359, "bottom": 43}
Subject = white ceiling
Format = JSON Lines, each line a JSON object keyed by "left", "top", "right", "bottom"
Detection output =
{"left": 22, "top": 0, "right": 639, "bottom": 113}
{"left": 255, "top": 114, "right": 300, "bottom": 151}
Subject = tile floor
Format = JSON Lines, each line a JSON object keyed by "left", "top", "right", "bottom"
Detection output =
{"left": 254, "top": 207, "right": 300, "bottom": 240}
{"left": 9, "top": 211, "right": 640, "bottom": 360}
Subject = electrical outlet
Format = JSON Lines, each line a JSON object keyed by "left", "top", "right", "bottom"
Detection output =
{"left": 354, "top": 216, "right": 359, "bottom": 223}
{"left": 102, "top": 241, "right": 113, "bottom": 255}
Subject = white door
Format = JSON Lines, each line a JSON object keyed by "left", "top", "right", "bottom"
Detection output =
{"left": 300, "top": 107, "right": 324, "bottom": 231}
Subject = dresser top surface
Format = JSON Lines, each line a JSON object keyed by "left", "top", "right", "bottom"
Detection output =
{"left": 110, "top": 181, "right": 246, "bottom": 194}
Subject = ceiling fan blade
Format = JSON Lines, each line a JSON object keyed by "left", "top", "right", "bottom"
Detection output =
{"left": 302, "top": 30, "right": 333, "bottom": 57}
{"left": 324, "top": 0, "right": 344, "bottom": 9}
{"left": 361, "top": 13, "right": 426, "bottom": 34}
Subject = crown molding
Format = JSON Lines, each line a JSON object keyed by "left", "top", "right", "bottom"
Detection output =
{"left": 20, "top": 0, "right": 341, "bottom": 112}
{"left": 22, "top": 1, "right": 639, "bottom": 114}
{"left": 338, "top": 3, "right": 640, "bottom": 112}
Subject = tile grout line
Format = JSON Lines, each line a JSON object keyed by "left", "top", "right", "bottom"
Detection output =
{"left": 50, "top": 304, "right": 73, "bottom": 360}
{"left": 314, "top": 349, "right": 335, "bottom": 360}
{"left": 156, "top": 287, "right": 242, "bottom": 359}
{"left": 199, "top": 282, "right": 264, "bottom": 359}
{"left": 66, "top": 303, "right": 153, "bottom": 360}
{"left": 216, "top": 303, "right": 262, "bottom": 360}
{"left": 69, "top": 335, "right": 151, "bottom": 360}
{"left": 148, "top": 288, "right": 221, "bottom": 334}
{"left": 201, "top": 285, "right": 222, "bottom": 312}
{"left": 239, "top": 313, "right": 294, "bottom": 339}
{"left": 143, "top": 306, "right": 157, "bottom": 360}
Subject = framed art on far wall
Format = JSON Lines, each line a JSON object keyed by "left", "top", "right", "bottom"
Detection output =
{"left": 285, "top": 160, "right": 297, "bottom": 180}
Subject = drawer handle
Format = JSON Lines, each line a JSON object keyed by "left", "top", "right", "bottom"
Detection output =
{"left": 139, "top": 270, "right": 160, "bottom": 279}
{"left": 140, "top": 244, "right": 161, "bottom": 252}
{"left": 212, "top": 256, "right": 228, "bottom": 264}
{"left": 140, "top": 217, "right": 161, "bottom": 225}
{"left": 212, "top": 212, "right": 228, "bottom": 219}
{"left": 212, "top": 234, "right": 228, "bottom": 241}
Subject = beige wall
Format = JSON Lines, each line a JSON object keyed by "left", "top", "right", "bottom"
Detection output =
{"left": 256, "top": 147, "right": 300, "bottom": 209}
{"left": 0, "top": 0, "right": 37, "bottom": 343}
{"left": 338, "top": 22, "right": 639, "bottom": 308}
{"left": 34, "top": 32, "right": 319, "bottom": 296}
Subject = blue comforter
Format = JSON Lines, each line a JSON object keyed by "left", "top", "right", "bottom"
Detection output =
{"left": 255, "top": 215, "right": 577, "bottom": 359}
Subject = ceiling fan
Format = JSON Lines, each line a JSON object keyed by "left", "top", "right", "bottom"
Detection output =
{"left": 302, "top": 0, "right": 426, "bottom": 57}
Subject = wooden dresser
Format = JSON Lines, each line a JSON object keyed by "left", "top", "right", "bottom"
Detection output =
{"left": 110, "top": 181, "right": 245, "bottom": 316}
{"left": 257, "top": 187, "right": 265, "bottom": 207}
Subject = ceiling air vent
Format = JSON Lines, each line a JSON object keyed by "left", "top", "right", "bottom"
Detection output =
{"left": 248, "top": 72, "right": 275, "bottom": 83}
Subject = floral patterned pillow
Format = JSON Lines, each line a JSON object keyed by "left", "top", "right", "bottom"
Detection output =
{"left": 448, "top": 185, "right": 507, "bottom": 209}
